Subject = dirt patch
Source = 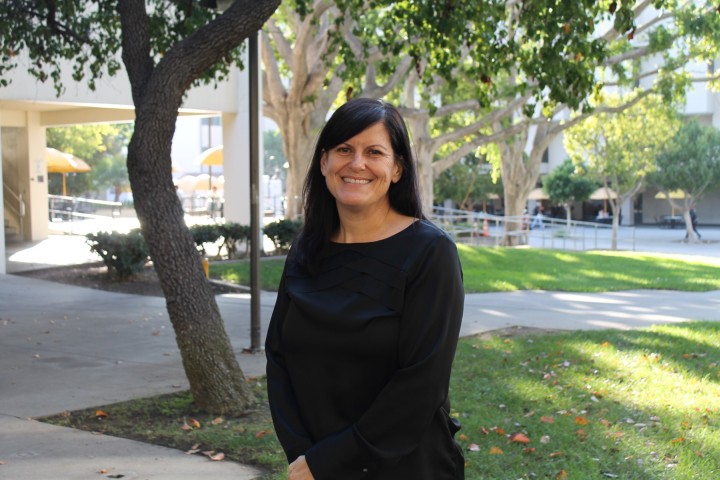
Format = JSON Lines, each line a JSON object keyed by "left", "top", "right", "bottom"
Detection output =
{"left": 15, "top": 262, "right": 247, "bottom": 297}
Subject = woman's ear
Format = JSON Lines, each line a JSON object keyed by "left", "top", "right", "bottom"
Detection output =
{"left": 392, "top": 158, "right": 403, "bottom": 183}
{"left": 320, "top": 151, "right": 327, "bottom": 176}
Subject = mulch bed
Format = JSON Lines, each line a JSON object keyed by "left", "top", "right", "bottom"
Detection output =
{"left": 15, "top": 262, "right": 246, "bottom": 297}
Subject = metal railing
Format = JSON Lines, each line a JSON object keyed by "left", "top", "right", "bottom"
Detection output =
{"left": 430, "top": 206, "right": 636, "bottom": 251}
{"left": 3, "top": 182, "right": 25, "bottom": 236}
{"left": 49, "top": 195, "right": 123, "bottom": 223}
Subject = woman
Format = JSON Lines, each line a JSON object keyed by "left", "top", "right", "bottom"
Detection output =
{"left": 266, "top": 98, "right": 465, "bottom": 479}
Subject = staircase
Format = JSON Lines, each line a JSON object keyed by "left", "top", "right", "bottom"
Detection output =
{"left": 4, "top": 218, "right": 24, "bottom": 244}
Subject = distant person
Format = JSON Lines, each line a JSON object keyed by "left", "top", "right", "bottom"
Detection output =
{"left": 266, "top": 98, "right": 465, "bottom": 479}
{"left": 686, "top": 207, "right": 701, "bottom": 240}
{"left": 597, "top": 209, "right": 609, "bottom": 220}
{"left": 530, "top": 204, "right": 545, "bottom": 230}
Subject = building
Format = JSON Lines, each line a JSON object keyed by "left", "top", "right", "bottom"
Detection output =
{"left": 1, "top": 43, "right": 260, "bottom": 275}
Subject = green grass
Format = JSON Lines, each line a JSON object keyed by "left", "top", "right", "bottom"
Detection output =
{"left": 211, "top": 246, "right": 720, "bottom": 293}
{"left": 453, "top": 322, "right": 720, "bottom": 479}
{"left": 41, "top": 323, "right": 720, "bottom": 480}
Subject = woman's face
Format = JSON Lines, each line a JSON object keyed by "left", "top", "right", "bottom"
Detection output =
{"left": 321, "top": 122, "right": 402, "bottom": 214}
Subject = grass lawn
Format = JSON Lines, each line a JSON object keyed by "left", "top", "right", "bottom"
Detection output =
{"left": 210, "top": 246, "right": 720, "bottom": 293}
{"left": 40, "top": 245, "right": 720, "bottom": 479}
{"left": 42, "top": 322, "right": 720, "bottom": 479}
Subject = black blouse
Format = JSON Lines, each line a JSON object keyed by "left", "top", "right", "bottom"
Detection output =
{"left": 266, "top": 219, "right": 465, "bottom": 479}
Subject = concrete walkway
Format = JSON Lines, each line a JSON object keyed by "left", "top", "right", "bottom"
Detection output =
{"left": 2, "top": 226, "right": 720, "bottom": 479}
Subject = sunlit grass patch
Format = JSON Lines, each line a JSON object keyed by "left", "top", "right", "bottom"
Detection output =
{"left": 453, "top": 322, "right": 720, "bottom": 479}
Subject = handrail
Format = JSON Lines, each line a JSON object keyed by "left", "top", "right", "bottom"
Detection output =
{"left": 3, "top": 181, "right": 25, "bottom": 221}
{"left": 48, "top": 194, "right": 123, "bottom": 224}
{"left": 430, "top": 205, "right": 635, "bottom": 251}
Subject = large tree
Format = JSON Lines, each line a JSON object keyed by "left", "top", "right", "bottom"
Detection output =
{"left": 651, "top": 119, "right": 720, "bottom": 242}
{"left": 564, "top": 93, "right": 681, "bottom": 249}
{"left": 543, "top": 158, "right": 597, "bottom": 230}
{"left": 0, "top": 0, "right": 280, "bottom": 415}
{"left": 267, "top": 1, "right": 720, "bottom": 243}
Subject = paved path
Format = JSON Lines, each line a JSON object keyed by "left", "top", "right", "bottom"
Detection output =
{"left": 2, "top": 226, "right": 720, "bottom": 479}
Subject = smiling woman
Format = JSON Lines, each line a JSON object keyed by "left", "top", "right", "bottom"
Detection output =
{"left": 266, "top": 98, "right": 466, "bottom": 480}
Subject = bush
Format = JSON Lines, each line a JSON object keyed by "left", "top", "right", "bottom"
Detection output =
{"left": 189, "top": 224, "right": 221, "bottom": 255}
{"left": 218, "top": 222, "right": 250, "bottom": 259}
{"left": 86, "top": 229, "right": 150, "bottom": 280}
{"left": 264, "top": 219, "right": 303, "bottom": 254}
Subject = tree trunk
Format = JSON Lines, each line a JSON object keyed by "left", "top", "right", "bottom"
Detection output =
{"left": 565, "top": 202, "right": 572, "bottom": 233}
{"left": 129, "top": 112, "right": 253, "bottom": 415}
{"left": 682, "top": 209, "right": 700, "bottom": 243}
{"left": 498, "top": 127, "right": 536, "bottom": 246}
{"left": 118, "top": 0, "right": 280, "bottom": 415}
{"left": 280, "top": 117, "right": 317, "bottom": 219}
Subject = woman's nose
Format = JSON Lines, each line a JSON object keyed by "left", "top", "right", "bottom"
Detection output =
{"left": 349, "top": 152, "right": 366, "bottom": 170}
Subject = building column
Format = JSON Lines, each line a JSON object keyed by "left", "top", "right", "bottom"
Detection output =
{"left": 222, "top": 38, "right": 263, "bottom": 227}
{"left": 25, "top": 112, "right": 49, "bottom": 241}
{"left": 0, "top": 114, "right": 5, "bottom": 275}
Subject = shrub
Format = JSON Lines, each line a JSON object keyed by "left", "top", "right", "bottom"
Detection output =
{"left": 86, "top": 229, "right": 150, "bottom": 280}
{"left": 264, "top": 219, "right": 303, "bottom": 254}
{"left": 189, "top": 224, "right": 221, "bottom": 255}
{"left": 218, "top": 222, "right": 250, "bottom": 259}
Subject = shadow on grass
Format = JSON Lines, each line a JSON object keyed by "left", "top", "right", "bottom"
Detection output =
{"left": 453, "top": 321, "right": 720, "bottom": 479}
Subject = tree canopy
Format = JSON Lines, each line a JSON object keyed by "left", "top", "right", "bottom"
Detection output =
{"left": 1, "top": 0, "right": 281, "bottom": 415}
{"left": 564, "top": 92, "right": 682, "bottom": 248}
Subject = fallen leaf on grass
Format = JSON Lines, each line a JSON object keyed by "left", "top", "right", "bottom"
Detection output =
{"left": 575, "top": 429, "right": 588, "bottom": 441}
{"left": 458, "top": 434, "right": 469, "bottom": 441}
{"left": 523, "top": 447, "right": 536, "bottom": 454}
{"left": 671, "top": 437, "right": 685, "bottom": 443}
{"left": 575, "top": 416, "right": 589, "bottom": 425}
{"left": 489, "top": 446, "right": 504, "bottom": 455}
{"left": 202, "top": 451, "right": 225, "bottom": 461}
{"left": 211, "top": 417, "right": 224, "bottom": 426}
{"left": 509, "top": 433, "right": 530, "bottom": 444}
{"left": 95, "top": 410, "right": 108, "bottom": 419}
{"left": 468, "top": 444, "right": 480, "bottom": 452}
{"left": 540, "top": 416, "right": 555, "bottom": 423}
{"left": 255, "top": 430, "right": 270, "bottom": 438}
{"left": 540, "top": 435, "right": 551, "bottom": 444}
{"left": 556, "top": 470, "right": 568, "bottom": 479}
{"left": 549, "top": 451, "right": 563, "bottom": 458}
{"left": 182, "top": 417, "right": 201, "bottom": 430}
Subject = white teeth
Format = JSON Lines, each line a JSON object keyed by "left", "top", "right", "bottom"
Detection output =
{"left": 343, "top": 177, "right": 370, "bottom": 184}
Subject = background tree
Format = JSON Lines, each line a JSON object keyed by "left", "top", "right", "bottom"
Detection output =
{"left": 542, "top": 159, "right": 597, "bottom": 230}
{"left": 47, "top": 123, "right": 133, "bottom": 200}
{"left": 651, "top": 120, "right": 720, "bottom": 242}
{"left": 263, "top": 129, "right": 287, "bottom": 182}
{"left": 564, "top": 93, "right": 681, "bottom": 249}
{"left": 0, "top": 0, "right": 281, "bottom": 415}
{"left": 434, "top": 153, "right": 502, "bottom": 212}
{"left": 275, "top": 1, "right": 720, "bottom": 246}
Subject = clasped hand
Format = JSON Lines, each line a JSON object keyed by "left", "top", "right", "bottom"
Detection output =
{"left": 288, "top": 455, "right": 314, "bottom": 480}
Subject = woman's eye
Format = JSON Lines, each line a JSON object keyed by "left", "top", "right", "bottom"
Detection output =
{"left": 336, "top": 146, "right": 351, "bottom": 154}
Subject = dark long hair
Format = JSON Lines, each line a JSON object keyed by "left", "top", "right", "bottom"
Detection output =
{"left": 294, "top": 98, "right": 423, "bottom": 271}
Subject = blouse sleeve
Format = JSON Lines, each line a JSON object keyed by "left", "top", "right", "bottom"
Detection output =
{"left": 265, "top": 262, "right": 315, "bottom": 462}
{"left": 304, "top": 234, "right": 465, "bottom": 478}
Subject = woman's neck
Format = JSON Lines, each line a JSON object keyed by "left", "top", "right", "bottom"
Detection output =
{"left": 332, "top": 206, "right": 415, "bottom": 243}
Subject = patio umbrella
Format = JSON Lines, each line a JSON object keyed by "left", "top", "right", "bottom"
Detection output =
{"left": 46, "top": 147, "right": 91, "bottom": 196}
{"left": 590, "top": 187, "right": 618, "bottom": 213}
{"left": 654, "top": 190, "right": 686, "bottom": 215}
{"left": 589, "top": 187, "right": 618, "bottom": 200}
{"left": 527, "top": 187, "right": 548, "bottom": 200}
{"left": 197, "top": 145, "right": 223, "bottom": 190}
{"left": 654, "top": 190, "right": 686, "bottom": 200}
